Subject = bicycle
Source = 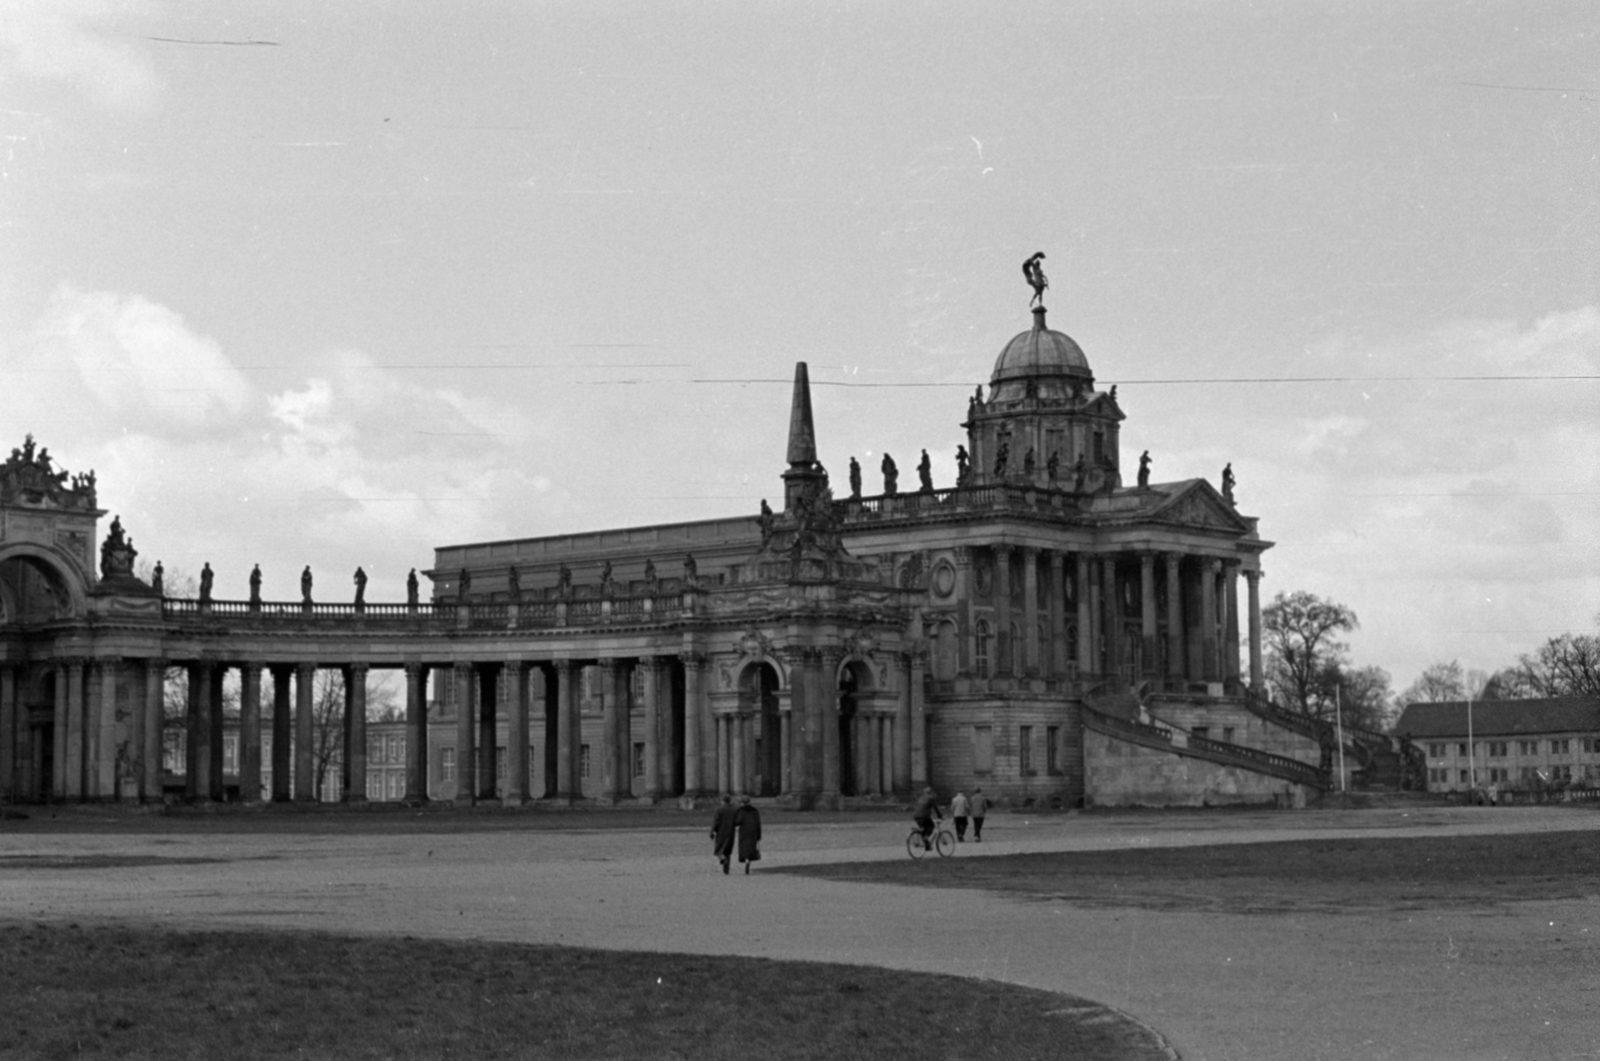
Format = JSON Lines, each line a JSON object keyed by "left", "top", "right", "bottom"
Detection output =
{"left": 906, "top": 818, "right": 956, "bottom": 859}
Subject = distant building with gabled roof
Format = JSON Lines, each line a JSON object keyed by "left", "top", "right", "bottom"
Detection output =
{"left": 1395, "top": 697, "right": 1600, "bottom": 794}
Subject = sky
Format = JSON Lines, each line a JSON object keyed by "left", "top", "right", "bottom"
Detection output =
{"left": 2, "top": 1, "right": 1596, "bottom": 695}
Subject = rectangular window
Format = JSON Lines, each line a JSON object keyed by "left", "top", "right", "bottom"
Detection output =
{"left": 1019, "top": 725, "right": 1034, "bottom": 775}
{"left": 1458, "top": 769, "right": 1469, "bottom": 784}
{"left": 367, "top": 775, "right": 381, "bottom": 800}
{"left": 441, "top": 747, "right": 455, "bottom": 782}
{"left": 369, "top": 736, "right": 383, "bottom": 764}
{"left": 1552, "top": 739, "right": 1570, "bottom": 755}
{"left": 1222, "top": 727, "right": 1235, "bottom": 744}
{"left": 223, "top": 735, "right": 238, "bottom": 773}
{"left": 1046, "top": 726, "right": 1060, "bottom": 775}
{"left": 1521, "top": 766, "right": 1537, "bottom": 781}
{"left": 579, "top": 744, "right": 592, "bottom": 779}
{"left": 633, "top": 742, "right": 646, "bottom": 778}
{"left": 1520, "top": 740, "right": 1537, "bottom": 755}
{"left": 1488, "top": 742, "right": 1506, "bottom": 758}
{"left": 529, "top": 746, "right": 538, "bottom": 788}
{"left": 1192, "top": 726, "right": 1209, "bottom": 741}
{"left": 972, "top": 725, "right": 994, "bottom": 774}
{"left": 1555, "top": 765, "right": 1572, "bottom": 781}
{"left": 496, "top": 746, "right": 507, "bottom": 782}
{"left": 1457, "top": 743, "right": 1469, "bottom": 757}
{"left": 387, "top": 736, "right": 400, "bottom": 763}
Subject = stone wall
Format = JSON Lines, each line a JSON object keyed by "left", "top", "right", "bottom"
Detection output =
{"left": 1145, "top": 696, "right": 1322, "bottom": 765}
{"left": 1084, "top": 728, "right": 1313, "bottom": 808}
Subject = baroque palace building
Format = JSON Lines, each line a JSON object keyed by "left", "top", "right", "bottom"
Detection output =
{"left": 0, "top": 290, "right": 1335, "bottom": 810}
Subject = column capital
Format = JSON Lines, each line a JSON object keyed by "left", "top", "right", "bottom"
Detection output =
{"left": 1206, "top": 557, "right": 1224, "bottom": 574}
{"left": 1243, "top": 567, "right": 1261, "bottom": 585}
{"left": 452, "top": 659, "right": 473, "bottom": 675}
{"left": 597, "top": 657, "right": 618, "bottom": 671}
{"left": 347, "top": 661, "right": 370, "bottom": 677}
{"left": 951, "top": 546, "right": 975, "bottom": 565}
{"left": 678, "top": 650, "right": 707, "bottom": 668}
{"left": 991, "top": 542, "right": 1013, "bottom": 556}
{"left": 404, "top": 660, "right": 424, "bottom": 678}
{"left": 296, "top": 660, "right": 316, "bottom": 675}
{"left": 554, "top": 658, "right": 576, "bottom": 675}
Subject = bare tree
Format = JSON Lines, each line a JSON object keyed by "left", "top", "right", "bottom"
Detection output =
{"left": 1263, "top": 590, "right": 1358, "bottom": 719}
{"left": 1335, "top": 663, "right": 1394, "bottom": 732}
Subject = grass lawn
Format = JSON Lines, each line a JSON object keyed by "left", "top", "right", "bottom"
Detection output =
{"left": 779, "top": 827, "right": 1600, "bottom": 914}
{"left": 0, "top": 923, "right": 1168, "bottom": 1061}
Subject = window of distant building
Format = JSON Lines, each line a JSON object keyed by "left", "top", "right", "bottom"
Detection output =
{"left": 441, "top": 747, "right": 455, "bottom": 782}
{"left": 1519, "top": 740, "right": 1537, "bottom": 755}
{"left": 975, "top": 620, "right": 992, "bottom": 678}
{"left": 496, "top": 746, "right": 507, "bottom": 782}
{"left": 1551, "top": 739, "right": 1571, "bottom": 755}
{"left": 633, "top": 742, "right": 646, "bottom": 778}
{"left": 1019, "top": 725, "right": 1034, "bottom": 775}
{"left": 579, "top": 744, "right": 591, "bottom": 779}
{"left": 1456, "top": 743, "right": 1469, "bottom": 757}
{"left": 1046, "top": 725, "right": 1061, "bottom": 775}
{"left": 1488, "top": 742, "right": 1506, "bottom": 758}
{"left": 1428, "top": 742, "right": 1445, "bottom": 758}
{"left": 972, "top": 725, "right": 994, "bottom": 774}
{"left": 1222, "top": 727, "right": 1236, "bottom": 744}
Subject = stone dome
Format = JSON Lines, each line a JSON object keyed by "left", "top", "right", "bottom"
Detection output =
{"left": 990, "top": 306, "right": 1093, "bottom": 385}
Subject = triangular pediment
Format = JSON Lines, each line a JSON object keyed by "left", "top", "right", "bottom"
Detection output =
{"left": 1147, "top": 480, "right": 1249, "bottom": 533}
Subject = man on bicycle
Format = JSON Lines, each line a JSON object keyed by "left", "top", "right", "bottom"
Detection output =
{"left": 912, "top": 786, "right": 942, "bottom": 850}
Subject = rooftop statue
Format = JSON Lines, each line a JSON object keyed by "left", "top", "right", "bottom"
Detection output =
{"left": 507, "top": 565, "right": 521, "bottom": 601}
{"left": 406, "top": 568, "right": 419, "bottom": 608}
{"left": 848, "top": 457, "right": 862, "bottom": 500}
{"left": 99, "top": 515, "right": 138, "bottom": 580}
{"left": 1138, "top": 450, "right": 1151, "bottom": 489}
{"left": 152, "top": 561, "right": 164, "bottom": 596}
{"left": 1222, "top": 462, "right": 1236, "bottom": 503}
{"left": 1073, "top": 454, "right": 1087, "bottom": 491}
{"left": 301, "top": 565, "right": 313, "bottom": 604}
{"left": 881, "top": 453, "right": 898, "bottom": 496}
{"left": 955, "top": 444, "right": 970, "bottom": 486}
{"left": 917, "top": 449, "right": 933, "bottom": 493}
{"left": 558, "top": 563, "right": 573, "bottom": 596}
{"left": 993, "top": 440, "right": 1010, "bottom": 477}
{"left": 759, "top": 499, "right": 774, "bottom": 544}
{"left": 599, "top": 561, "right": 614, "bottom": 594}
{"left": 249, "top": 564, "right": 262, "bottom": 606}
{"left": 1023, "top": 447, "right": 1036, "bottom": 475}
{"left": 199, "top": 563, "right": 214, "bottom": 603}
{"left": 1023, "top": 251, "right": 1048, "bottom": 308}
{"left": 353, "top": 566, "right": 367, "bottom": 606}
{"left": 644, "top": 558, "right": 658, "bottom": 591}
{"left": 683, "top": 553, "right": 698, "bottom": 584}
{"left": 1047, "top": 450, "right": 1060, "bottom": 481}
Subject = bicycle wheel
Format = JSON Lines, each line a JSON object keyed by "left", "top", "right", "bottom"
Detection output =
{"left": 934, "top": 829, "right": 956, "bottom": 858}
{"left": 906, "top": 829, "right": 927, "bottom": 860}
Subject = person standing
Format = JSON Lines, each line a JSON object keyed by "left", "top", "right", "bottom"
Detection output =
{"left": 950, "top": 790, "right": 971, "bottom": 842}
{"left": 734, "top": 796, "right": 762, "bottom": 875}
{"left": 969, "top": 787, "right": 989, "bottom": 843}
{"left": 710, "top": 795, "right": 737, "bottom": 875}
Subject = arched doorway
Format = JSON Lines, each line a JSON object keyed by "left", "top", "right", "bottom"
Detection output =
{"left": 837, "top": 661, "right": 873, "bottom": 798}
{"left": 738, "top": 662, "right": 781, "bottom": 797}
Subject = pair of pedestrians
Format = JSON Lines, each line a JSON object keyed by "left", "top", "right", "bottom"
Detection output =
{"left": 710, "top": 795, "right": 762, "bottom": 874}
{"left": 949, "top": 787, "right": 989, "bottom": 842}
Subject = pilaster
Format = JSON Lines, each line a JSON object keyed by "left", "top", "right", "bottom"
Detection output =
{"left": 403, "top": 661, "right": 429, "bottom": 803}
{"left": 239, "top": 663, "right": 262, "bottom": 803}
{"left": 344, "top": 662, "right": 368, "bottom": 803}
{"left": 1245, "top": 569, "right": 1264, "bottom": 691}
{"left": 143, "top": 659, "right": 166, "bottom": 803}
{"left": 453, "top": 661, "right": 475, "bottom": 805}
{"left": 993, "top": 545, "right": 1013, "bottom": 677}
{"left": 1165, "top": 554, "right": 1185, "bottom": 682}
{"left": 503, "top": 660, "right": 530, "bottom": 806}
{"left": 1140, "top": 552, "right": 1158, "bottom": 680}
{"left": 680, "top": 653, "right": 706, "bottom": 798}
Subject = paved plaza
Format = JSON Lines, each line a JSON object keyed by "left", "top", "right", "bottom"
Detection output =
{"left": 2, "top": 804, "right": 1597, "bottom": 1060}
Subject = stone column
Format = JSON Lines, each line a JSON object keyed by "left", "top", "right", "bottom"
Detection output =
{"left": 893, "top": 656, "right": 911, "bottom": 795}
{"left": 51, "top": 663, "right": 68, "bottom": 800}
{"left": 183, "top": 662, "right": 206, "bottom": 801}
{"left": 1201, "top": 560, "right": 1221, "bottom": 682}
{"left": 530, "top": 666, "right": 549, "bottom": 799}
{"left": 715, "top": 713, "right": 728, "bottom": 795}
{"left": 1048, "top": 552, "right": 1066, "bottom": 677}
{"left": 640, "top": 658, "right": 661, "bottom": 802}
{"left": 1075, "top": 555, "right": 1093, "bottom": 680}
{"left": 504, "top": 660, "right": 530, "bottom": 806}
{"left": 1140, "top": 553, "right": 1158, "bottom": 680}
{"left": 239, "top": 663, "right": 262, "bottom": 803}
{"left": 598, "top": 659, "right": 623, "bottom": 802}
{"left": 1224, "top": 562, "right": 1242, "bottom": 687}
{"left": 866, "top": 712, "right": 881, "bottom": 794}
{"left": 993, "top": 546, "right": 1013, "bottom": 676}
{"left": 953, "top": 547, "right": 975, "bottom": 673}
{"left": 554, "top": 660, "right": 580, "bottom": 800}
{"left": 1165, "top": 554, "right": 1185, "bottom": 683}
{"left": 143, "top": 660, "right": 165, "bottom": 802}
{"left": 0, "top": 666, "right": 14, "bottom": 801}
{"left": 476, "top": 666, "right": 498, "bottom": 802}
{"left": 908, "top": 649, "right": 927, "bottom": 788}
{"left": 732, "top": 712, "right": 747, "bottom": 795}
{"left": 345, "top": 662, "right": 368, "bottom": 802}
{"left": 270, "top": 666, "right": 292, "bottom": 802}
{"left": 779, "top": 705, "right": 792, "bottom": 795}
{"left": 1245, "top": 569, "right": 1264, "bottom": 691}
{"left": 681, "top": 653, "right": 706, "bottom": 798}
{"left": 89, "top": 659, "right": 115, "bottom": 800}
{"left": 294, "top": 662, "right": 316, "bottom": 801}
{"left": 1021, "top": 547, "right": 1040, "bottom": 676}
{"left": 453, "top": 662, "right": 476, "bottom": 805}
{"left": 783, "top": 648, "right": 810, "bottom": 799}
{"left": 207, "top": 664, "right": 225, "bottom": 802}
{"left": 1100, "top": 558, "right": 1121, "bottom": 681}
{"left": 819, "top": 650, "right": 842, "bottom": 804}
{"left": 64, "top": 658, "right": 86, "bottom": 800}
{"left": 403, "top": 661, "right": 429, "bottom": 802}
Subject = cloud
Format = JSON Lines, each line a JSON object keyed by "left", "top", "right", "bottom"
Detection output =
{"left": 0, "top": 0, "right": 159, "bottom": 112}
{"left": 29, "top": 284, "right": 253, "bottom": 435}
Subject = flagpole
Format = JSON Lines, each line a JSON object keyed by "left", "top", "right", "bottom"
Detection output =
{"left": 1335, "top": 684, "right": 1347, "bottom": 793}
{"left": 1466, "top": 684, "right": 1475, "bottom": 795}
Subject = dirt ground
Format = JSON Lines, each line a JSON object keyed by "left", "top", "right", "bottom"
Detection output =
{"left": 1, "top": 801, "right": 1597, "bottom": 1061}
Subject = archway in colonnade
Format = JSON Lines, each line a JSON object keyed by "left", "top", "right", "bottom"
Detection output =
{"left": 836, "top": 660, "right": 874, "bottom": 798}
{"left": 737, "top": 661, "right": 781, "bottom": 798}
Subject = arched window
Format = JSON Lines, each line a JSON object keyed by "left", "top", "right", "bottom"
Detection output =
{"left": 975, "top": 619, "right": 992, "bottom": 678}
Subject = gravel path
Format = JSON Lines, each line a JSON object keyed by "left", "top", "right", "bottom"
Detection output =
{"left": 1, "top": 804, "right": 1596, "bottom": 1061}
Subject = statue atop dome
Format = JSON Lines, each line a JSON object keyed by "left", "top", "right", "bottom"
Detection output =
{"left": 1022, "top": 252, "right": 1048, "bottom": 308}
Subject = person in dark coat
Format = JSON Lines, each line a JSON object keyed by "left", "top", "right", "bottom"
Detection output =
{"left": 710, "top": 795, "right": 737, "bottom": 874}
{"left": 733, "top": 796, "right": 762, "bottom": 874}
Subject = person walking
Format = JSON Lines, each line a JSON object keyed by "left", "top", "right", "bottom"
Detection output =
{"left": 950, "top": 790, "right": 971, "bottom": 841}
{"left": 969, "top": 787, "right": 989, "bottom": 843}
{"left": 710, "top": 795, "right": 737, "bottom": 874}
{"left": 734, "top": 796, "right": 762, "bottom": 874}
